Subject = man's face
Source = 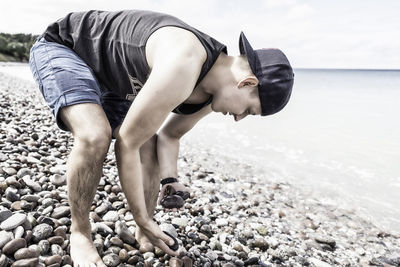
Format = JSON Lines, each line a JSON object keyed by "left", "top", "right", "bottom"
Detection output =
{"left": 212, "top": 84, "right": 262, "bottom": 121}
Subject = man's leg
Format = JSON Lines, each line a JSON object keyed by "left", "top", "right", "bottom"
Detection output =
{"left": 59, "top": 103, "right": 112, "bottom": 267}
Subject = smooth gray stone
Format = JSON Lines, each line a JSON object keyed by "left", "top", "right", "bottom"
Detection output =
{"left": 102, "top": 210, "right": 119, "bottom": 222}
{"left": 50, "top": 174, "right": 66, "bottom": 186}
{"left": 16, "top": 168, "right": 32, "bottom": 179}
{"left": 20, "top": 195, "right": 40, "bottom": 202}
{"left": 0, "top": 230, "right": 14, "bottom": 249}
{"left": 115, "top": 221, "right": 135, "bottom": 245}
{"left": 160, "top": 223, "right": 178, "bottom": 238}
{"left": 51, "top": 206, "right": 70, "bottom": 219}
{"left": 9, "top": 257, "right": 39, "bottom": 267}
{"left": 0, "top": 213, "right": 27, "bottom": 230}
{"left": 0, "top": 210, "right": 13, "bottom": 223}
{"left": 14, "top": 247, "right": 40, "bottom": 260}
{"left": 2, "top": 238, "right": 27, "bottom": 255}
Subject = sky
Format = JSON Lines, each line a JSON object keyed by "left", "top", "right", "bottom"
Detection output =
{"left": 1, "top": 0, "right": 399, "bottom": 69}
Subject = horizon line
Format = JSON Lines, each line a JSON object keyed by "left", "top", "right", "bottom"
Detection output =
{"left": 294, "top": 67, "right": 400, "bottom": 71}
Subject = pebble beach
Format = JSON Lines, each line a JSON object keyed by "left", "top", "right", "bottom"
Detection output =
{"left": 0, "top": 71, "right": 399, "bottom": 266}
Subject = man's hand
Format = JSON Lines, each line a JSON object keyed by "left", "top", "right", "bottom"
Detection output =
{"left": 136, "top": 217, "right": 179, "bottom": 256}
{"left": 158, "top": 182, "right": 191, "bottom": 212}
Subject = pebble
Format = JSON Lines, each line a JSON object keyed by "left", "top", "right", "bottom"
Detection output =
{"left": 10, "top": 257, "right": 39, "bottom": 267}
{"left": 215, "top": 218, "right": 228, "bottom": 227}
{"left": 3, "top": 167, "right": 17, "bottom": 175}
{"left": 0, "top": 254, "right": 9, "bottom": 266}
{"left": 51, "top": 244, "right": 64, "bottom": 256}
{"left": 115, "top": 221, "right": 135, "bottom": 245}
{"left": 62, "top": 255, "right": 72, "bottom": 265}
{"left": 44, "top": 255, "right": 62, "bottom": 265}
{"left": 256, "top": 225, "right": 268, "bottom": 236}
{"left": 253, "top": 238, "right": 269, "bottom": 250}
{"left": 232, "top": 242, "right": 243, "bottom": 252}
{"left": 160, "top": 223, "right": 178, "bottom": 238}
{"left": 2, "top": 238, "right": 27, "bottom": 255}
{"left": 5, "top": 188, "right": 19, "bottom": 202}
{"left": 51, "top": 206, "right": 70, "bottom": 219}
{"left": 0, "top": 213, "right": 27, "bottom": 230}
{"left": 14, "top": 225, "right": 25, "bottom": 239}
{"left": 206, "top": 251, "right": 218, "bottom": 262}
{"left": 38, "top": 240, "right": 50, "bottom": 255}
{"left": 50, "top": 174, "right": 66, "bottom": 186}
{"left": 102, "top": 210, "right": 119, "bottom": 222}
{"left": 314, "top": 234, "right": 336, "bottom": 248}
{"left": 21, "top": 195, "right": 40, "bottom": 203}
{"left": 48, "top": 235, "right": 64, "bottom": 245}
{"left": 0, "top": 230, "right": 13, "bottom": 248}
{"left": 0, "top": 210, "right": 13, "bottom": 222}
{"left": 22, "top": 176, "right": 41, "bottom": 192}
{"left": 102, "top": 253, "right": 120, "bottom": 267}
{"left": 14, "top": 247, "right": 40, "bottom": 260}
{"left": 32, "top": 223, "right": 53, "bottom": 242}
{"left": 143, "top": 252, "right": 154, "bottom": 260}
{"left": 171, "top": 217, "right": 189, "bottom": 228}
{"left": 16, "top": 168, "right": 32, "bottom": 179}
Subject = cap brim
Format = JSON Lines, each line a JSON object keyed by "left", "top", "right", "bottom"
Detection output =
{"left": 239, "top": 32, "right": 260, "bottom": 79}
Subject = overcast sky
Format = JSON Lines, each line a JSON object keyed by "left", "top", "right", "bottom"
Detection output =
{"left": 1, "top": 0, "right": 399, "bottom": 69}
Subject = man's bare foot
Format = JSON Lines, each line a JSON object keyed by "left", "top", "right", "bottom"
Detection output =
{"left": 135, "top": 226, "right": 154, "bottom": 253}
{"left": 70, "top": 230, "right": 107, "bottom": 267}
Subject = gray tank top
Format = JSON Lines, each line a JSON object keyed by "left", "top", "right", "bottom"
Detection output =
{"left": 43, "top": 10, "right": 227, "bottom": 114}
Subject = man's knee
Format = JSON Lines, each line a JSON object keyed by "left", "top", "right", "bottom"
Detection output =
{"left": 59, "top": 103, "right": 112, "bottom": 155}
{"left": 74, "top": 131, "right": 112, "bottom": 155}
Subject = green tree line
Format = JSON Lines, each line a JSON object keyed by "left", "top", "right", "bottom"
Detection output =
{"left": 0, "top": 33, "right": 39, "bottom": 61}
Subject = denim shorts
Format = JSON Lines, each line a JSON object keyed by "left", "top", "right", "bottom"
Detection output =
{"left": 29, "top": 36, "right": 132, "bottom": 135}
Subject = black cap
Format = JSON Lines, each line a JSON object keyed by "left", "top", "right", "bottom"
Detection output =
{"left": 239, "top": 32, "right": 294, "bottom": 116}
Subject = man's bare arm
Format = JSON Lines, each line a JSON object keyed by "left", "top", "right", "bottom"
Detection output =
{"left": 114, "top": 28, "right": 206, "bottom": 254}
{"left": 157, "top": 105, "right": 212, "bottom": 178}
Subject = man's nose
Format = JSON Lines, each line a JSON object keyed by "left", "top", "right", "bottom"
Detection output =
{"left": 234, "top": 113, "right": 248, "bottom": 121}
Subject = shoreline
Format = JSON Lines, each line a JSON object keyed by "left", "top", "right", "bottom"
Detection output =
{"left": 0, "top": 71, "right": 399, "bottom": 266}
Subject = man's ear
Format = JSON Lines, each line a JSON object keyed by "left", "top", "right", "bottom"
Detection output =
{"left": 237, "top": 76, "right": 259, "bottom": 88}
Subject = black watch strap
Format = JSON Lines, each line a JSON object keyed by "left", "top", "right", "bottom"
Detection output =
{"left": 160, "top": 177, "right": 178, "bottom": 186}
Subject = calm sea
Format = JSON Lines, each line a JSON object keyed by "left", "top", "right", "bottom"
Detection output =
{"left": 1, "top": 64, "right": 399, "bottom": 232}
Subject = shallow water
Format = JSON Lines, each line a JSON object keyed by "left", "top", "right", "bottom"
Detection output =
{"left": 2, "top": 63, "right": 399, "bottom": 232}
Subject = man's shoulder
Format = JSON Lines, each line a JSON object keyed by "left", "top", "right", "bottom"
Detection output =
{"left": 145, "top": 26, "right": 207, "bottom": 70}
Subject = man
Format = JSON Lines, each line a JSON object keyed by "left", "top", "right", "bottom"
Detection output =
{"left": 29, "top": 9, "right": 294, "bottom": 267}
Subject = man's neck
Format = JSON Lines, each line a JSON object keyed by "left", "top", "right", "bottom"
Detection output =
{"left": 199, "top": 53, "right": 237, "bottom": 96}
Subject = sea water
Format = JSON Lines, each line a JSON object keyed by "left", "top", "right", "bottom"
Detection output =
{"left": 2, "top": 64, "right": 399, "bottom": 232}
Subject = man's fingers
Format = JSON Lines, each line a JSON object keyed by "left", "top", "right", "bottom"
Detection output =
{"left": 157, "top": 241, "right": 179, "bottom": 256}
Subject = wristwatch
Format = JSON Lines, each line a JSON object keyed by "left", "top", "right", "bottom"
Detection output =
{"left": 160, "top": 177, "right": 178, "bottom": 186}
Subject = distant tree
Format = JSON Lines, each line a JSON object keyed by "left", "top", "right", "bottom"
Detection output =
{"left": 0, "top": 32, "right": 38, "bottom": 61}
{"left": 0, "top": 36, "right": 7, "bottom": 53}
